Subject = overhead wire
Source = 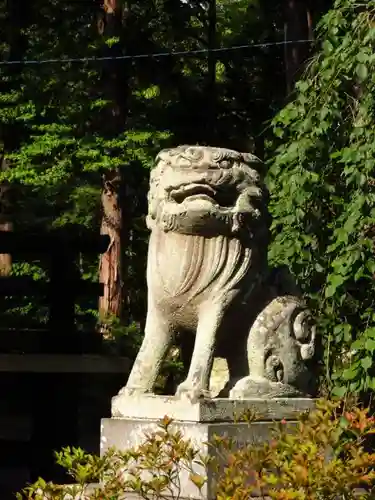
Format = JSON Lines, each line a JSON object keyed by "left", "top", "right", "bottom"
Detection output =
{"left": 0, "top": 39, "right": 315, "bottom": 66}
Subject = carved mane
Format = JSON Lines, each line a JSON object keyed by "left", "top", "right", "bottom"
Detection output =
{"left": 148, "top": 230, "right": 253, "bottom": 301}
{"left": 145, "top": 145, "right": 269, "bottom": 310}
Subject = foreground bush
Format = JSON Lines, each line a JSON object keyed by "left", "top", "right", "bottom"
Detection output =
{"left": 18, "top": 400, "right": 375, "bottom": 499}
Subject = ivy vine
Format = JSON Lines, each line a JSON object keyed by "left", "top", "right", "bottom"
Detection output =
{"left": 267, "top": 0, "right": 375, "bottom": 397}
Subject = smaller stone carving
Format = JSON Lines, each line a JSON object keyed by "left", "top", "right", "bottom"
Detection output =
{"left": 230, "top": 295, "right": 317, "bottom": 399}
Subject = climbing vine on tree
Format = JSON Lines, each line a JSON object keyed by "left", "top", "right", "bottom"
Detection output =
{"left": 268, "top": 0, "right": 375, "bottom": 397}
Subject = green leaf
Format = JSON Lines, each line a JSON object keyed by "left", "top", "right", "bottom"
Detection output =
{"left": 357, "top": 50, "right": 369, "bottom": 63}
{"left": 366, "top": 260, "right": 375, "bottom": 274}
{"left": 361, "top": 357, "right": 373, "bottom": 371}
{"left": 325, "top": 273, "right": 346, "bottom": 298}
{"left": 296, "top": 81, "right": 309, "bottom": 93}
{"left": 332, "top": 386, "right": 347, "bottom": 398}
{"left": 352, "top": 338, "right": 365, "bottom": 350}
{"left": 325, "top": 285, "right": 335, "bottom": 298}
{"left": 339, "top": 416, "right": 350, "bottom": 428}
{"left": 105, "top": 36, "right": 120, "bottom": 47}
{"left": 322, "top": 40, "right": 333, "bottom": 54}
{"left": 366, "top": 327, "right": 375, "bottom": 339}
{"left": 189, "top": 474, "right": 206, "bottom": 491}
{"left": 365, "top": 338, "right": 375, "bottom": 352}
{"left": 342, "top": 363, "right": 360, "bottom": 381}
{"left": 356, "top": 63, "right": 368, "bottom": 81}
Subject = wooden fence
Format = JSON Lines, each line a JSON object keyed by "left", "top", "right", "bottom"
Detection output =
{"left": 0, "top": 228, "right": 130, "bottom": 498}
{"left": 0, "top": 228, "right": 108, "bottom": 345}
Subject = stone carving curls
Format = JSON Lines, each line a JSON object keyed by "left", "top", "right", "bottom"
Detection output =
{"left": 230, "top": 295, "right": 317, "bottom": 399}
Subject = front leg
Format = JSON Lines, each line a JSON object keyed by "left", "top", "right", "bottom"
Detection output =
{"left": 119, "top": 304, "right": 173, "bottom": 396}
{"left": 176, "top": 304, "right": 224, "bottom": 402}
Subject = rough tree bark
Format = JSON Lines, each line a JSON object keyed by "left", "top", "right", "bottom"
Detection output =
{"left": 98, "top": 0, "right": 128, "bottom": 329}
{"left": 99, "top": 172, "right": 123, "bottom": 322}
{"left": 284, "top": 0, "right": 313, "bottom": 94}
{"left": 206, "top": 0, "right": 217, "bottom": 144}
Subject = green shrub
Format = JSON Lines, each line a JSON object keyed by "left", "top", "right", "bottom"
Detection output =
{"left": 18, "top": 399, "right": 375, "bottom": 499}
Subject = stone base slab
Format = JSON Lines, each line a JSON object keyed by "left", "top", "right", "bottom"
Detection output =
{"left": 101, "top": 417, "right": 278, "bottom": 499}
{"left": 111, "top": 394, "right": 315, "bottom": 422}
{"left": 103, "top": 397, "right": 315, "bottom": 500}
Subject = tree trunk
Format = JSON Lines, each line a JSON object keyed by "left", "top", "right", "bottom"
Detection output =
{"left": 284, "top": 0, "right": 312, "bottom": 94}
{"left": 0, "top": 157, "right": 13, "bottom": 276}
{"left": 99, "top": 173, "right": 123, "bottom": 322}
{"left": 206, "top": 0, "right": 216, "bottom": 144}
{"left": 98, "top": 0, "right": 128, "bottom": 331}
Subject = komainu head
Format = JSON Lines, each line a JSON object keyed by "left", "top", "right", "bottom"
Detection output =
{"left": 146, "top": 145, "right": 269, "bottom": 239}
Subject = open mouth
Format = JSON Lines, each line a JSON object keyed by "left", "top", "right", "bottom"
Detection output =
{"left": 170, "top": 183, "right": 217, "bottom": 204}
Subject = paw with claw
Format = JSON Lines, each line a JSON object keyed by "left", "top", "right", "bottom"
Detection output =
{"left": 118, "top": 386, "right": 149, "bottom": 397}
{"left": 175, "top": 381, "right": 210, "bottom": 403}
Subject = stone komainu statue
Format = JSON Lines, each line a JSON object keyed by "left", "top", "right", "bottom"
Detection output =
{"left": 118, "top": 146, "right": 317, "bottom": 402}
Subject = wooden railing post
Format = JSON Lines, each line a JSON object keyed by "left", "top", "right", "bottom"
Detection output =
{"left": 48, "top": 244, "right": 79, "bottom": 353}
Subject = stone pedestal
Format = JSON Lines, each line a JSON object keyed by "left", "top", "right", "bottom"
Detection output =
{"left": 100, "top": 395, "right": 315, "bottom": 500}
